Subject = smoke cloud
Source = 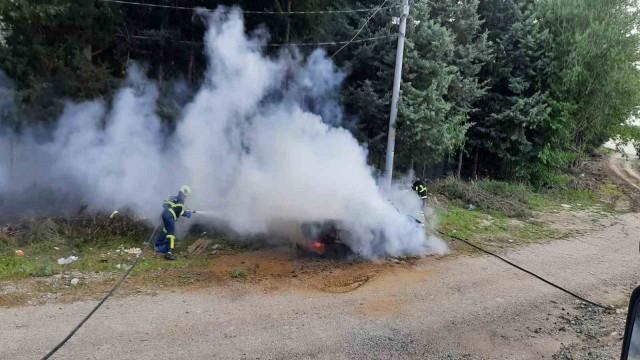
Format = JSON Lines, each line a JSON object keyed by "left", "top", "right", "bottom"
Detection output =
{"left": 0, "top": 7, "right": 447, "bottom": 258}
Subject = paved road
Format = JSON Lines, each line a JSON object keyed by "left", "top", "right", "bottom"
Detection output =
{"left": 2, "top": 214, "right": 639, "bottom": 359}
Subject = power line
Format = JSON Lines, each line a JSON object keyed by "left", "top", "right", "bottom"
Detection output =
{"left": 331, "top": 0, "right": 390, "bottom": 57}
{"left": 101, "top": 0, "right": 401, "bottom": 15}
{"left": 270, "top": 35, "right": 396, "bottom": 47}
{"left": 117, "top": 33, "right": 397, "bottom": 47}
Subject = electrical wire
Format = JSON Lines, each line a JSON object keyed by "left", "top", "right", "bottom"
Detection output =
{"left": 40, "top": 224, "right": 160, "bottom": 360}
{"left": 116, "top": 33, "right": 397, "bottom": 47}
{"left": 331, "top": 0, "right": 391, "bottom": 57}
{"left": 101, "top": 0, "right": 401, "bottom": 15}
{"left": 437, "top": 229, "right": 613, "bottom": 310}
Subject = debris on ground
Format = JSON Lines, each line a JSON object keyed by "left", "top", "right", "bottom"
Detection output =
{"left": 560, "top": 204, "right": 572, "bottom": 209}
{"left": 552, "top": 302, "right": 627, "bottom": 359}
{"left": 70, "top": 278, "right": 79, "bottom": 286}
{"left": 14, "top": 250, "right": 24, "bottom": 256}
{"left": 57, "top": 256, "right": 78, "bottom": 265}
{"left": 211, "top": 244, "right": 222, "bottom": 250}
{"left": 116, "top": 264, "right": 133, "bottom": 270}
{"left": 122, "top": 248, "right": 141, "bottom": 255}
{"left": 187, "top": 238, "right": 212, "bottom": 255}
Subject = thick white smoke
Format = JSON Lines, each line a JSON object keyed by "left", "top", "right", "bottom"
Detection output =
{"left": 0, "top": 7, "right": 447, "bottom": 258}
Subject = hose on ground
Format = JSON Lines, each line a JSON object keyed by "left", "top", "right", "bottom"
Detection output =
{"left": 437, "top": 229, "right": 613, "bottom": 310}
{"left": 41, "top": 224, "right": 159, "bottom": 360}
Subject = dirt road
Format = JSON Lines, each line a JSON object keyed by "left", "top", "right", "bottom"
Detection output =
{"left": 2, "top": 212, "right": 639, "bottom": 359}
{"left": 608, "top": 153, "right": 640, "bottom": 190}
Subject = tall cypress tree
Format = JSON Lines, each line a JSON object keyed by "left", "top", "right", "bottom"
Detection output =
{"left": 395, "top": 0, "right": 490, "bottom": 171}
{"left": 470, "top": 0, "right": 550, "bottom": 178}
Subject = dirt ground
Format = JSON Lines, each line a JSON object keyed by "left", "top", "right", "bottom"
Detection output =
{"left": 1, "top": 156, "right": 640, "bottom": 359}
{"left": 1, "top": 209, "right": 639, "bottom": 359}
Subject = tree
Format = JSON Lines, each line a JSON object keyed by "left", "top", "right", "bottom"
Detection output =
{"left": 470, "top": 0, "right": 551, "bottom": 179}
{"left": 538, "top": 0, "right": 640, "bottom": 152}
{"left": 395, "top": 0, "right": 490, "bottom": 173}
{"left": 0, "top": 0, "right": 119, "bottom": 122}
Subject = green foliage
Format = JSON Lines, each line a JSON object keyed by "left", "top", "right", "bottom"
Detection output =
{"left": 520, "top": 146, "right": 579, "bottom": 187}
{"left": 396, "top": 0, "right": 490, "bottom": 166}
{"left": 230, "top": 269, "right": 248, "bottom": 278}
{"left": 0, "top": 255, "right": 59, "bottom": 279}
{"left": 0, "top": 0, "right": 119, "bottom": 122}
{"left": 0, "top": 0, "right": 639, "bottom": 183}
{"left": 469, "top": 0, "right": 551, "bottom": 177}
{"left": 538, "top": 0, "right": 640, "bottom": 152}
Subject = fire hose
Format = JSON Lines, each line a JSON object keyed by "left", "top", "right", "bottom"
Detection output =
{"left": 40, "top": 224, "right": 160, "bottom": 360}
{"left": 437, "top": 229, "right": 613, "bottom": 310}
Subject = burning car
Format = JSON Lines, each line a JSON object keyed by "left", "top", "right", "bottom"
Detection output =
{"left": 299, "top": 220, "right": 352, "bottom": 258}
{"left": 298, "top": 213, "right": 426, "bottom": 258}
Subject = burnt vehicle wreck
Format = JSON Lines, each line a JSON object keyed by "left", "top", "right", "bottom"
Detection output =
{"left": 298, "top": 214, "right": 426, "bottom": 258}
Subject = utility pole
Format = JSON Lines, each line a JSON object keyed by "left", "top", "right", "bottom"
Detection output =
{"left": 383, "top": 0, "right": 409, "bottom": 192}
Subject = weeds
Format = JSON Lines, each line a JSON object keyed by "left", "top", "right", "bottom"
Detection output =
{"left": 0, "top": 256, "right": 60, "bottom": 279}
{"left": 230, "top": 269, "right": 248, "bottom": 278}
{"left": 434, "top": 177, "right": 531, "bottom": 218}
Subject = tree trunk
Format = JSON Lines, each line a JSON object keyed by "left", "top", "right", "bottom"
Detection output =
{"left": 456, "top": 148, "right": 463, "bottom": 179}
{"left": 9, "top": 136, "right": 14, "bottom": 181}
{"left": 187, "top": 49, "right": 194, "bottom": 84}
{"left": 158, "top": 51, "right": 164, "bottom": 88}
{"left": 284, "top": 0, "right": 292, "bottom": 43}
{"left": 83, "top": 43, "right": 92, "bottom": 62}
{"left": 472, "top": 147, "right": 479, "bottom": 180}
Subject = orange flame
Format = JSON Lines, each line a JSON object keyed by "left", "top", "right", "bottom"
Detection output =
{"left": 313, "top": 242, "right": 326, "bottom": 255}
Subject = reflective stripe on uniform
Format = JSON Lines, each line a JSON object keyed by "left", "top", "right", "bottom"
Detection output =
{"left": 165, "top": 201, "right": 184, "bottom": 208}
{"left": 167, "top": 235, "right": 176, "bottom": 249}
{"left": 165, "top": 200, "right": 185, "bottom": 220}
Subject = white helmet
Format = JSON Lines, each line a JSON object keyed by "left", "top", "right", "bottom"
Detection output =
{"left": 180, "top": 185, "right": 192, "bottom": 196}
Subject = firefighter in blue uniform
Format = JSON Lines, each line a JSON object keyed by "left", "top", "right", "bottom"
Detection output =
{"left": 154, "top": 185, "right": 193, "bottom": 261}
{"left": 412, "top": 176, "right": 428, "bottom": 209}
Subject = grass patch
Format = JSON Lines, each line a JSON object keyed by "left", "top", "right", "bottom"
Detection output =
{"left": 0, "top": 256, "right": 60, "bottom": 279}
{"left": 600, "top": 183, "right": 624, "bottom": 196}
{"left": 437, "top": 206, "right": 508, "bottom": 239}
{"left": 0, "top": 235, "right": 224, "bottom": 280}
{"left": 434, "top": 178, "right": 531, "bottom": 218}
{"left": 230, "top": 269, "right": 248, "bottom": 278}
{"left": 433, "top": 177, "right": 600, "bottom": 251}
{"left": 434, "top": 177, "right": 600, "bottom": 216}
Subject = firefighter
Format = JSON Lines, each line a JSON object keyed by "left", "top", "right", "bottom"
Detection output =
{"left": 412, "top": 176, "right": 428, "bottom": 209}
{"left": 154, "top": 185, "right": 193, "bottom": 261}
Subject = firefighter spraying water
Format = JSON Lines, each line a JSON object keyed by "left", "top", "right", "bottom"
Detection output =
{"left": 154, "top": 185, "right": 194, "bottom": 261}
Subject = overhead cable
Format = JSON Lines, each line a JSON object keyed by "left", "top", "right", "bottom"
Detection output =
{"left": 101, "top": 0, "right": 401, "bottom": 15}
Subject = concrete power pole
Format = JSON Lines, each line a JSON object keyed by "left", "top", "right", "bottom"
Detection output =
{"left": 383, "top": 0, "right": 409, "bottom": 192}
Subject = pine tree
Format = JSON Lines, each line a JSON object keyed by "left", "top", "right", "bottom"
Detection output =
{"left": 395, "top": 0, "right": 490, "bottom": 170}
{"left": 470, "top": 0, "right": 551, "bottom": 178}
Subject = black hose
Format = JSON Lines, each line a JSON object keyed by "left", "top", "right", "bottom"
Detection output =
{"left": 41, "top": 224, "right": 159, "bottom": 360}
{"left": 437, "top": 229, "right": 613, "bottom": 310}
